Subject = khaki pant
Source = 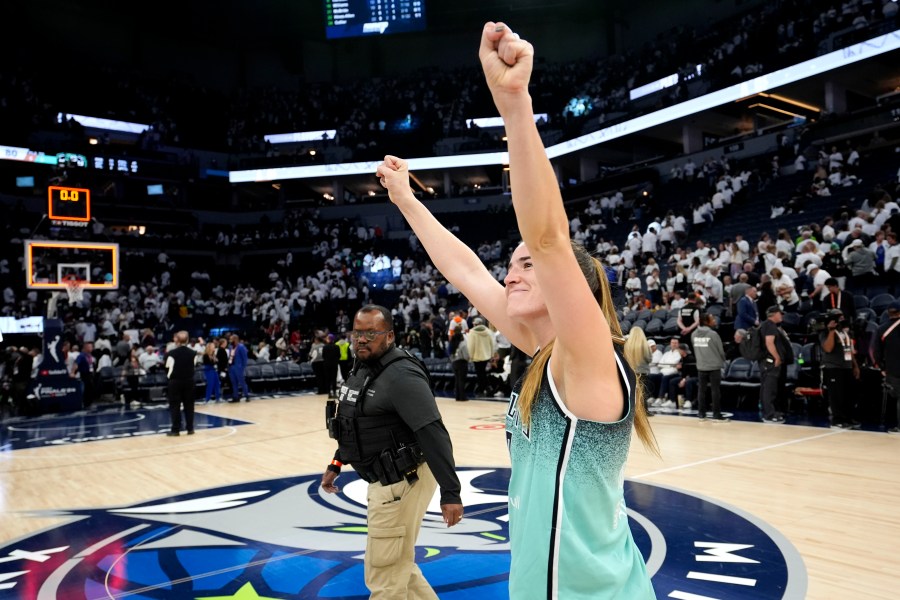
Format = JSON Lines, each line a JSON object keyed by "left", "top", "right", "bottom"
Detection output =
{"left": 365, "top": 462, "right": 438, "bottom": 600}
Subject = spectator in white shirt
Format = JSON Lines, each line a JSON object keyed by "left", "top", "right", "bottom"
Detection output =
{"left": 625, "top": 270, "right": 642, "bottom": 299}
{"left": 139, "top": 346, "right": 162, "bottom": 372}
{"left": 644, "top": 268, "right": 661, "bottom": 305}
{"left": 641, "top": 229, "right": 658, "bottom": 261}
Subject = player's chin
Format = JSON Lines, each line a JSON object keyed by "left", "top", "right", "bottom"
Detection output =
{"left": 505, "top": 302, "right": 530, "bottom": 321}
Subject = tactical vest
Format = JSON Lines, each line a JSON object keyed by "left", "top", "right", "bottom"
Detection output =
{"left": 328, "top": 347, "right": 430, "bottom": 466}
{"left": 679, "top": 304, "right": 697, "bottom": 328}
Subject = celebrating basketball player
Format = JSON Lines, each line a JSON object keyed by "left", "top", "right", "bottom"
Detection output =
{"left": 376, "top": 22, "right": 658, "bottom": 598}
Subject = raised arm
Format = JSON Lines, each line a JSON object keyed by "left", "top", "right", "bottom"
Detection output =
{"left": 377, "top": 156, "right": 537, "bottom": 353}
{"left": 480, "top": 23, "right": 622, "bottom": 421}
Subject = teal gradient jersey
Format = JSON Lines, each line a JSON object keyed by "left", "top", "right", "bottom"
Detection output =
{"left": 505, "top": 348, "right": 656, "bottom": 599}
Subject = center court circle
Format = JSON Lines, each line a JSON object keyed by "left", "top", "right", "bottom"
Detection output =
{"left": 0, "top": 468, "right": 805, "bottom": 599}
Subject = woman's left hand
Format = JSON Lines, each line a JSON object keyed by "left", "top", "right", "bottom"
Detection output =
{"left": 478, "top": 22, "right": 534, "bottom": 112}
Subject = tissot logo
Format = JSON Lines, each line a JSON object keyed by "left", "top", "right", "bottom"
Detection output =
{"left": 39, "top": 368, "right": 68, "bottom": 376}
{"left": 0, "top": 469, "right": 805, "bottom": 599}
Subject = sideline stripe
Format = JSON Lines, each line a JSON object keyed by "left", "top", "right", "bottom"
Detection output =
{"left": 633, "top": 429, "right": 843, "bottom": 479}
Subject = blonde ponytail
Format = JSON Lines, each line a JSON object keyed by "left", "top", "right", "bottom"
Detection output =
{"left": 513, "top": 243, "right": 659, "bottom": 456}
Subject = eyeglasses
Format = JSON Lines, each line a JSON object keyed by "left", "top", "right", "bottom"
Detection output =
{"left": 350, "top": 330, "right": 390, "bottom": 341}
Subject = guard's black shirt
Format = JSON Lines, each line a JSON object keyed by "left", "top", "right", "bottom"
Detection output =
{"left": 166, "top": 346, "right": 196, "bottom": 382}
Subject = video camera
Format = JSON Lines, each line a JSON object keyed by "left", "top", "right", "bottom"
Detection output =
{"left": 809, "top": 309, "right": 849, "bottom": 333}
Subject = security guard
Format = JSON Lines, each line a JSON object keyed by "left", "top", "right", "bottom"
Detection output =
{"left": 872, "top": 300, "right": 900, "bottom": 434}
{"left": 165, "top": 331, "right": 198, "bottom": 436}
{"left": 321, "top": 304, "right": 463, "bottom": 599}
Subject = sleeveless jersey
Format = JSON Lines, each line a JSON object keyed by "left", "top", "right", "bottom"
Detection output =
{"left": 505, "top": 348, "right": 655, "bottom": 599}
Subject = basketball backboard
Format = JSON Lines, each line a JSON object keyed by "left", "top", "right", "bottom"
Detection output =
{"left": 25, "top": 240, "right": 120, "bottom": 290}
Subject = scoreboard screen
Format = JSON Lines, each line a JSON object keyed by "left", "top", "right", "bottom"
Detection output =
{"left": 325, "top": 0, "right": 425, "bottom": 39}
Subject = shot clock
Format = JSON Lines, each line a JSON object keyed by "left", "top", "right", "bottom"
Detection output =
{"left": 48, "top": 185, "right": 91, "bottom": 224}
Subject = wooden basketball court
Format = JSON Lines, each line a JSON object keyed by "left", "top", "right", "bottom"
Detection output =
{"left": 1, "top": 394, "right": 897, "bottom": 599}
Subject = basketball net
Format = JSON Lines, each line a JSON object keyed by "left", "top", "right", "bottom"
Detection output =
{"left": 65, "top": 279, "right": 85, "bottom": 304}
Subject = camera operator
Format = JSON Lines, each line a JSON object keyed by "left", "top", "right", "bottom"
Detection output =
{"left": 819, "top": 308, "right": 860, "bottom": 429}
{"left": 872, "top": 301, "right": 900, "bottom": 434}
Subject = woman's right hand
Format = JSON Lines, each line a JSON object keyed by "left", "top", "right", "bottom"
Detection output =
{"left": 376, "top": 155, "right": 414, "bottom": 206}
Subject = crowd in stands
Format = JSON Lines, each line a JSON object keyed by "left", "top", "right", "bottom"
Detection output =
{"left": 3, "top": 134, "right": 898, "bottom": 421}
{"left": 3, "top": 0, "right": 897, "bottom": 167}
{"left": 2, "top": 1, "right": 900, "bottom": 425}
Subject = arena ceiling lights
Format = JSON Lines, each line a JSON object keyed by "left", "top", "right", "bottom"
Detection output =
{"left": 229, "top": 28, "right": 900, "bottom": 184}
{"left": 264, "top": 130, "right": 337, "bottom": 144}
{"left": 56, "top": 113, "right": 150, "bottom": 134}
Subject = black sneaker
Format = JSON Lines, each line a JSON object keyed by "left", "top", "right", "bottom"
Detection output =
{"left": 698, "top": 413, "right": 707, "bottom": 421}
{"left": 710, "top": 416, "right": 731, "bottom": 423}
{"left": 887, "top": 427, "right": 900, "bottom": 434}
{"left": 166, "top": 431, "right": 180, "bottom": 437}
{"left": 830, "top": 422, "right": 853, "bottom": 429}
{"left": 762, "top": 416, "right": 785, "bottom": 424}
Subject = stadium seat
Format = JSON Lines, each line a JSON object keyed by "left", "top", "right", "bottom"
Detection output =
{"left": 781, "top": 311, "right": 801, "bottom": 333}
{"left": 258, "top": 364, "right": 278, "bottom": 392}
{"left": 96, "top": 366, "right": 118, "bottom": 401}
{"left": 853, "top": 295, "right": 870, "bottom": 309}
{"left": 272, "top": 361, "right": 292, "bottom": 390}
{"left": 287, "top": 362, "right": 305, "bottom": 389}
{"left": 652, "top": 308, "right": 669, "bottom": 321}
{"left": 870, "top": 293, "right": 895, "bottom": 314}
{"left": 721, "top": 357, "right": 760, "bottom": 408}
{"left": 706, "top": 304, "right": 724, "bottom": 318}
{"left": 244, "top": 364, "right": 262, "bottom": 392}
{"left": 722, "top": 358, "right": 754, "bottom": 385}
{"left": 797, "top": 343, "right": 820, "bottom": 385}
{"left": 193, "top": 366, "right": 206, "bottom": 397}
{"left": 644, "top": 318, "right": 664, "bottom": 336}
{"left": 139, "top": 372, "right": 168, "bottom": 402}
{"left": 662, "top": 317, "right": 680, "bottom": 335}
{"left": 299, "top": 362, "right": 315, "bottom": 387}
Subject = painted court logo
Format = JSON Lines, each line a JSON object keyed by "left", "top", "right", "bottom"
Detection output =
{"left": 0, "top": 468, "right": 805, "bottom": 598}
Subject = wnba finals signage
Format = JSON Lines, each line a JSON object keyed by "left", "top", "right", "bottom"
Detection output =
{"left": 33, "top": 318, "right": 82, "bottom": 412}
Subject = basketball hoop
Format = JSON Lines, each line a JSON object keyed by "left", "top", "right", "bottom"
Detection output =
{"left": 64, "top": 279, "right": 85, "bottom": 305}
